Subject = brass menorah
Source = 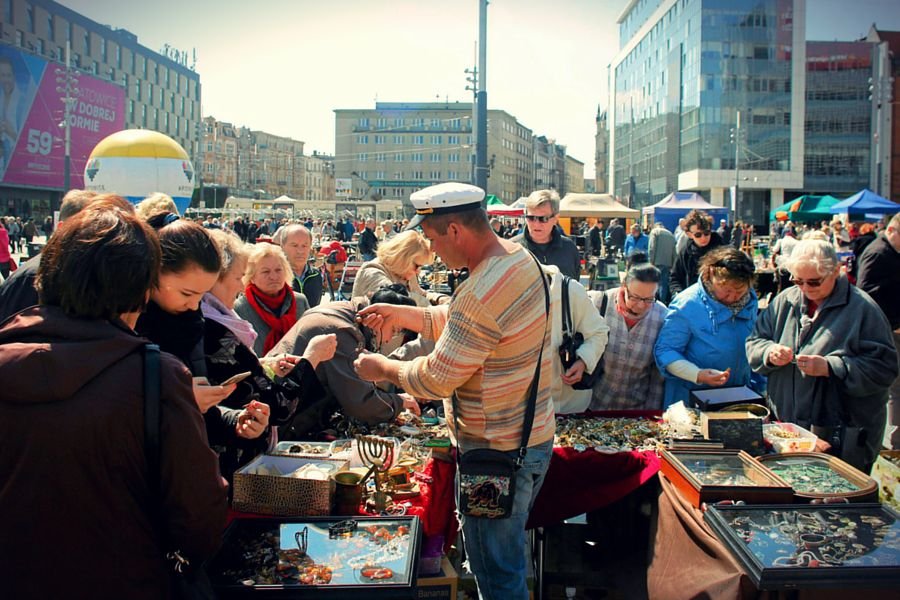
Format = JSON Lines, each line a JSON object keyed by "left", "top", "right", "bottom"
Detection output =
{"left": 355, "top": 435, "right": 394, "bottom": 512}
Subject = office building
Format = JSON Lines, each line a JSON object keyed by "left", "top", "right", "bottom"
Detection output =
{"left": 0, "top": 0, "right": 201, "bottom": 217}
{"left": 609, "top": 0, "right": 806, "bottom": 224}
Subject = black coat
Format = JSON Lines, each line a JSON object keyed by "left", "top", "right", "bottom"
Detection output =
{"left": 857, "top": 234, "right": 900, "bottom": 329}
{"left": 0, "top": 253, "right": 40, "bottom": 324}
{"left": 669, "top": 232, "right": 724, "bottom": 297}
{"left": 512, "top": 226, "right": 581, "bottom": 279}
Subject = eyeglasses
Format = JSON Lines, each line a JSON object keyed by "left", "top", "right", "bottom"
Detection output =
{"left": 625, "top": 288, "right": 656, "bottom": 304}
{"left": 789, "top": 277, "right": 824, "bottom": 288}
{"left": 525, "top": 214, "right": 556, "bottom": 223}
{"left": 689, "top": 230, "right": 711, "bottom": 239}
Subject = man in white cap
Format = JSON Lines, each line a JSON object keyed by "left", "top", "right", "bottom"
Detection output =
{"left": 353, "top": 182, "right": 555, "bottom": 600}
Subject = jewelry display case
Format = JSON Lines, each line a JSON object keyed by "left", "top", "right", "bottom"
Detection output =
{"left": 756, "top": 452, "right": 878, "bottom": 503}
{"left": 704, "top": 504, "right": 900, "bottom": 590}
{"left": 208, "top": 516, "right": 422, "bottom": 599}
{"left": 659, "top": 449, "right": 793, "bottom": 508}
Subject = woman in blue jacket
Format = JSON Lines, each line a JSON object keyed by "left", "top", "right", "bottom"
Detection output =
{"left": 654, "top": 247, "right": 758, "bottom": 408}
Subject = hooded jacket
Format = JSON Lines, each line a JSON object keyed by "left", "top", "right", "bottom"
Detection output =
{"left": 0, "top": 306, "right": 227, "bottom": 599}
{"left": 669, "top": 232, "right": 724, "bottom": 297}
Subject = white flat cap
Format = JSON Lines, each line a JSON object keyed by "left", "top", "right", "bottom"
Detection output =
{"left": 406, "top": 182, "right": 484, "bottom": 230}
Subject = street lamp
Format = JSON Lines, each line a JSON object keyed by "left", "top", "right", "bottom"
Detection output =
{"left": 54, "top": 41, "right": 78, "bottom": 194}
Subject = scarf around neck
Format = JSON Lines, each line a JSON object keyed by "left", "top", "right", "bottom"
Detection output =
{"left": 700, "top": 276, "right": 751, "bottom": 317}
{"left": 244, "top": 282, "right": 297, "bottom": 354}
{"left": 201, "top": 292, "right": 258, "bottom": 350}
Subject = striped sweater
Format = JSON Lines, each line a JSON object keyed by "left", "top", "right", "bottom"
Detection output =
{"left": 399, "top": 246, "right": 556, "bottom": 451}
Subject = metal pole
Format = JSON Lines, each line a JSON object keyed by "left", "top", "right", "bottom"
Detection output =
{"left": 63, "top": 41, "right": 72, "bottom": 193}
{"left": 734, "top": 110, "right": 741, "bottom": 220}
{"left": 475, "top": 0, "right": 488, "bottom": 192}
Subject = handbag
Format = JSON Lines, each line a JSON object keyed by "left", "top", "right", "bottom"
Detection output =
{"left": 454, "top": 255, "right": 550, "bottom": 519}
{"left": 142, "top": 344, "right": 216, "bottom": 600}
{"left": 557, "top": 276, "right": 601, "bottom": 390}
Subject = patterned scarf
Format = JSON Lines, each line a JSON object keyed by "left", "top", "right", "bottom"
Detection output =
{"left": 200, "top": 292, "right": 258, "bottom": 350}
{"left": 701, "top": 276, "right": 751, "bottom": 317}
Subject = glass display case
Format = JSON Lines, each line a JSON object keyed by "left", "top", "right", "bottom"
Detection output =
{"left": 705, "top": 504, "right": 900, "bottom": 590}
{"left": 659, "top": 449, "right": 794, "bottom": 508}
{"left": 757, "top": 452, "right": 878, "bottom": 503}
{"left": 208, "top": 516, "right": 422, "bottom": 599}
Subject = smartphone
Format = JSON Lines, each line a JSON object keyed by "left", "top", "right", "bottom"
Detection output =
{"left": 221, "top": 371, "right": 252, "bottom": 386}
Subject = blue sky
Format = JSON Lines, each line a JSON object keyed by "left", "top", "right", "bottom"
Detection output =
{"left": 59, "top": 0, "right": 900, "bottom": 177}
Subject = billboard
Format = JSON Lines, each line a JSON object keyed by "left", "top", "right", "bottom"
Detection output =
{"left": 335, "top": 177, "right": 352, "bottom": 198}
{"left": 0, "top": 43, "right": 125, "bottom": 190}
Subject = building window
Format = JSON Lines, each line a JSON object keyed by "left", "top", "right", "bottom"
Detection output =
{"left": 128, "top": 99, "right": 134, "bottom": 121}
{"left": 84, "top": 31, "right": 90, "bottom": 54}
{"left": 358, "top": 117, "right": 370, "bottom": 128}
{"left": 413, "top": 135, "right": 424, "bottom": 145}
{"left": 4, "top": 0, "right": 12, "bottom": 25}
{"left": 430, "top": 152, "right": 440, "bottom": 162}
{"left": 448, "top": 135, "right": 459, "bottom": 144}
{"left": 91, "top": 61, "right": 98, "bottom": 75}
{"left": 25, "top": 4, "right": 34, "bottom": 33}
{"left": 431, "top": 118, "right": 440, "bottom": 128}
{"left": 412, "top": 118, "right": 423, "bottom": 127}
{"left": 357, "top": 135, "right": 368, "bottom": 144}
{"left": 141, "top": 56, "right": 146, "bottom": 78}
{"left": 206, "top": 142, "right": 213, "bottom": 152}
{"left": 375, "top": 153, "right": 385, "bottom": 162}
{"left": 393, "top": 118, "right": 404, "bottom": 127}
{"left": 450, "top": 118, "right": 461, "bottom": 129}
{"left": 430, "top": 170, "right": 441, "bottom": 180}
{"left": 46, "top": 14, "right": 54, "bottom": 40}
{"left": 131, "top": 51, "right": 135, "bottom": 73}
{"left": 448, "top": 153, "right": 460, "bottom": 163}
{"left": 374, "top": 135, "right": 385, "bottom": 144}
{"left": 358, "top": 153, "right": 367, "bottom": 162}
{"left": 100, "top": 38, "right": 107, "bottom": 62}
{"left": 393, "top": 135, "right": 403, "bottom": 144}
{"left": 116, "top": 45, "right": 121, "bottom": 68}
{"left": 394, "top": 171, "right": 403, "bottom": 180}
{"left": 447, "top": 170, "right": 458, "bottom": 179}
{"left": 411, "top": 152, "right": 423, "bottom": 162}
{"left": 141, "top": 105, "right": 147, "bottom": 126}
{"left": 395, "top": 153, "right": 404, "bottom": 162}
{"left": 376, "top": 117, "right": 388, "bottom": 128}
{"left": 412, "top": 171, "right": 424, "bottom": 180}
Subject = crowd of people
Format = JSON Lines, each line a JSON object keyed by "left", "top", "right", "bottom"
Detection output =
{"left": 1, "top": 184, "right": 898, "bottom": 599}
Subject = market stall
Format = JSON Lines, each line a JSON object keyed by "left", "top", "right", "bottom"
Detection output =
{"left": 829, "top": 188, "right": 900, "bottom": 221}
{"left": 769, "top": 195, "right": 840, "bottom": 223}
{"left": 642, "top": 191, "right": 729, "bottom": 232}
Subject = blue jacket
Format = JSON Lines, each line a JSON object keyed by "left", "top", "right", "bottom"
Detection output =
{"left": 624, "top": 233, "right": 649, "bottom": 257}
{"left": 654, "top": 281, "right": 758, "bottom": 408}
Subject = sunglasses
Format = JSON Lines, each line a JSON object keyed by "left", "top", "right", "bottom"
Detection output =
{"left": 689, "top": 230, "right": 711, "bottom": 239}
{"left": 625, "top": 288, "right": 656, "bottom": 304}
{"left": 789, "top": 277, "right": 824, "bottom": 288}
{"left": 525, "top": 214, "right": 556, "bottom": 223}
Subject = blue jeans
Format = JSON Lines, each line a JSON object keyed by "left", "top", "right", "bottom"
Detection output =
{"left": 361, "top": 252, "right": 376, "bottom": 261}
{"left": 458, "top": 439, "right": 553, "bottom": 600}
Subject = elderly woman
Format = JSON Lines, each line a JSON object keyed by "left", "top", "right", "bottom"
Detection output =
{"left": 201, "top": 230, "right": 336, "bottom": 474}
{"left": 590, "top": 263, "right": 668, "bottom": 410}
{"left": 747, "top": 239, "right": 898, "bottom": 472}
{"left": 655, "top": 247, "right": 758, "bottom": 408}
{"left": 235, "top": 242, "right": 310, "bottom": 356}
{"left": 351, "top": 230, "right": 440, "bottom": 307}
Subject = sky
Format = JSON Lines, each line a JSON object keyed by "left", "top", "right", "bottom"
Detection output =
{"left": 58, "top": 0, "right": 900, "bottom": 178}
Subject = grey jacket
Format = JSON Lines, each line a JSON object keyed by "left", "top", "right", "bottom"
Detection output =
{"left": 234, "top": 291, "right": 309, "bottom": 356}
{"left": 648, "top": 226, "right": 677, "bottom": 269}
{"left": 746, "top": 276, "right": 898, "bottom": 468}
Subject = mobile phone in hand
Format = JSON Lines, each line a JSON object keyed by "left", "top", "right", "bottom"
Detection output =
{"left": 221, "top": 371, "right": 252, "bottom": 386}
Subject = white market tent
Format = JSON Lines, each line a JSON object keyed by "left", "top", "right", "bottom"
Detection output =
{"left": 558, "top": 193, "right": 640, "bottom": 219}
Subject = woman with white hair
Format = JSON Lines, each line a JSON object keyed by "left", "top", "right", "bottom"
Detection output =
{"left": 235, "top": 243, "right": 310, "bottom": 356}
{"left": 747, "top": 238, "right": 898, "bottom": 472}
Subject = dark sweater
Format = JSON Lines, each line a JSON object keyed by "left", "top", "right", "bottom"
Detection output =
{"left": 856, "top": 234, "right": 900, "bottom": 329}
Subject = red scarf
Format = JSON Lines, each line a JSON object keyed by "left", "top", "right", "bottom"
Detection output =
{"left": 616, "top": 286, "right": 641, "bottom": 329}
{"left": 244, "top": 282, "right": 297, "bottom": 354}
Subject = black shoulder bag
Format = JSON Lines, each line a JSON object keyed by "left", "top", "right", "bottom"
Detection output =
{"left": 558, "top": 276, "right": 601, "bottom": 390}
{"left": 143, "top": 344, "right": 216, "bottom": 600}
{"left": 454, "top": 256, "right": 550, "bottom": 520}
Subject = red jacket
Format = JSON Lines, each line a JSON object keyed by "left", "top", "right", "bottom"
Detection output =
{"left": 0, "top": 307, "right": 227, "bottom": 599}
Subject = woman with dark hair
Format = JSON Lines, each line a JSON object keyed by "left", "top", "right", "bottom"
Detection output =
{"left": 0, "top": 201, "right": 226, "bottom": 597}
{"left": 136, "top": 215, "right": 271, "bottom": 447}
{"left": 655, "top": 246, "right": 758, "bottom": 408}
{"left": 669, "top": 209, "right": 724, "bottom": 297}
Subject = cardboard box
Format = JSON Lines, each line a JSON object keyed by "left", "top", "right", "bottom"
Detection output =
{"left": 416, "top": 556, "right": 457, "bottom": 600}
{"left": 872, "top": 450, "right": 900, "bottom": 512}
{"left": 701, "top": 410, "right": 764, "bottom": 455}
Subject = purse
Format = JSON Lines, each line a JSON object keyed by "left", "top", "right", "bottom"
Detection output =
{"left": 558, "top": 276, "right": 601, "bottom": 390}
{"left": 143, "top": 344, "right": 216, "bottom": 600}
{"left": 454, "top": 255, "right": 550, "bottom": 519}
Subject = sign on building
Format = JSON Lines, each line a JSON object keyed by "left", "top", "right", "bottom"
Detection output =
{"left": 335, "top": 177, "right": 352, "bottom": 198}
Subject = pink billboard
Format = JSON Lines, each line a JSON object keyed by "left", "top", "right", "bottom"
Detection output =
{"left": 0, "top": 43, "right": 125, "bottom": 190}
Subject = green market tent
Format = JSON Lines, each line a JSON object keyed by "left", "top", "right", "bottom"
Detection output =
{"left": 769, "top": 195, "right": 840, "bottom": 222}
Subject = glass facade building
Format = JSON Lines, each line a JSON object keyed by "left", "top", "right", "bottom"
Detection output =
{"left": 610, "top": 0, "right": 805, "bottom": 225}
{"left": 804, "top": 42, "right": 874, "bottom": 196}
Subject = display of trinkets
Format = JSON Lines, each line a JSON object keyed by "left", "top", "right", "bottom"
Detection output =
{"left": 554, "top": 416, "right": 666, "bottom": 452}
{"left": 660, "top": 449, "right": 794, "bottom": 508}
{"left": 208, "top": 516, "right": 421, "bottom": 598}
{"left": 757, "top": 453, "right": 878, "bottom": 503}
{"left": 705, "top": 504, "right": 900, "bottom": 590}
{"left": 271, "top": 441, "right": 333, "bottom": 458}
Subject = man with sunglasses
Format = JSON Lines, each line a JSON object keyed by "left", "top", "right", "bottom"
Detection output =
{"left": 669, "top": 209, "right": 723, "bottom": 298}
{"left": 512, "top": 189, "right": 581, "bottom": 279}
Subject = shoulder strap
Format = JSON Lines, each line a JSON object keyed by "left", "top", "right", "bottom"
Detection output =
{"left": 517, "top": 255, "right": 550, "bottom": 465}
{"left": 561, "top": 276, "right": 573, "bottom": 336}
{"left": 143, "top": 343, "right": 162, "bottom": 512}
{"left": 600, "top": 290, "right": 609, "bottom": 317}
